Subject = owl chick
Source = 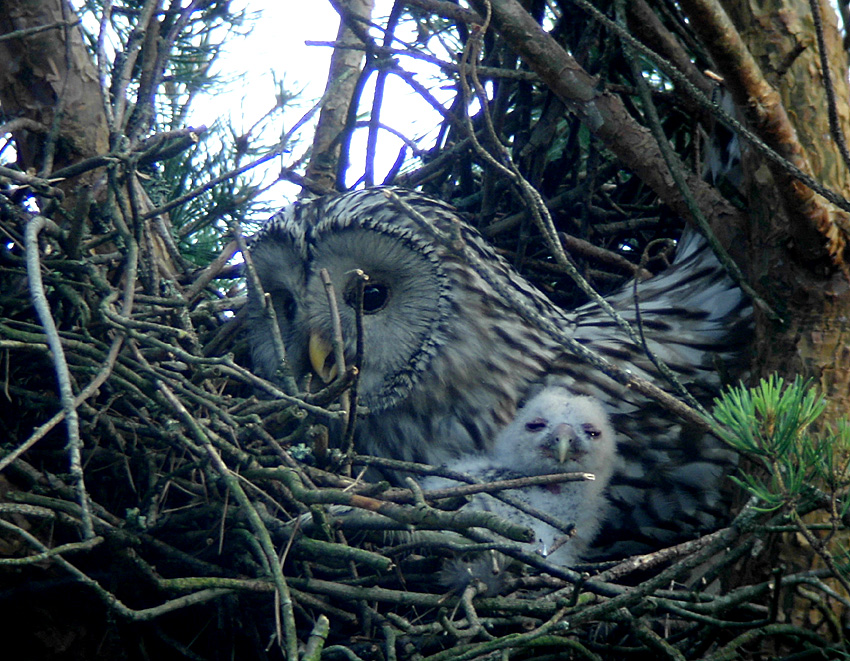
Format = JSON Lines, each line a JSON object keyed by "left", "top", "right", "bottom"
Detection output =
{"left": 422, "top": 387, "right": 615, "bottom": 566}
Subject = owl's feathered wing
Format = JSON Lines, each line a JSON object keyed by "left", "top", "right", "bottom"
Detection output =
{"left": 249, "top": 187, "right": 752, "bottom": 557}
{"left": 551, "top": 238, "right": 750, "bottom": 553}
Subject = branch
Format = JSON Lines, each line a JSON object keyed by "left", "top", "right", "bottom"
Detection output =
{"left": 304, "top": 0, "right": 376, "bottom": 192}
{"left": 677, "top": 0, "right": 850, "bottom": 264}
{"left": 465, "top": 0, "right": 748, "bottom": 252}
{"left": 25, "top": 215, "right": 94, "bottom": 539}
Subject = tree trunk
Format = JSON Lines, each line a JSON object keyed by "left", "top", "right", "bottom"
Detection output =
{"left": 724, "top": 0, "right": 850, "bottom": 408}
{"left": 0, "top": 0, "right": 108, "bottom": 184}
{"left": 701, "top": 0, "right": 850, "bottom": 635}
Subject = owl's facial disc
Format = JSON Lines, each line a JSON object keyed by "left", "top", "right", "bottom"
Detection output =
{"left": 305, "top": 228, "right": 445, "bottom": 408}
{"left": 307, "top": 274, "right": 393, "bottom": 383}
{"left": 247, "top": 237, "right": 310, "bottom": 384}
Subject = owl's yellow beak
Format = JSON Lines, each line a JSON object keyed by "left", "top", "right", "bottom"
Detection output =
{"left": 309, "top": 332, "right": 337, "bottom": 383}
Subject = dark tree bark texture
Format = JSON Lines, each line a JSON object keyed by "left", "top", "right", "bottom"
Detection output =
{"left": 0, "top": 0, "right": 108, "bottom": 182}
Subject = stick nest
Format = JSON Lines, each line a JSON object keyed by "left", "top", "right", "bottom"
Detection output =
{"left": 0, "top": 194, "right": 845, "bottom": 661}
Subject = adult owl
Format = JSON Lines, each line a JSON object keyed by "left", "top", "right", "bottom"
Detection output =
{"left": 420, "top": 387, "right": 616, "bottom": 566}
{"left": 248, "top": 187, "right": 751, "bottom": 556}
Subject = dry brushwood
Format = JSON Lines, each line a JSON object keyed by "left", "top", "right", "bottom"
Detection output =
{"left": 0, "top": 182, "right": 846, "bottom": 658}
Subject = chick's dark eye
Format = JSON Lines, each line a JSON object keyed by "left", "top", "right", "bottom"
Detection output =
{"left": 524, "top": 417, "right": 547, "bottom": 432}
{"left": 361, "top": 283, "right": 390, "bottom": 313}
{"left": 583, "top": 424, "right": 601, "bottom": 438}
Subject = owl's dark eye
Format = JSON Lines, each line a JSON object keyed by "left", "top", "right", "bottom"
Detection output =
{"left": 343, "top": 279, "right": 390, "bottom": 314}
{"left": 272, "top": 290, "right": 297, "bottom": 322}
{"left": 347, "top": 282, "right": 390, "bottom": 314}
{"left": 524, "top": 417, "right": 547, "bottom": 432}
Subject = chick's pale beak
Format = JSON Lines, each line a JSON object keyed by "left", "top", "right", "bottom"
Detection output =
{"left": 553, "top": 423, "right": 576, "bottom": 463}
{"left": 308, "top": 332, "right": 337, "bottom": 383}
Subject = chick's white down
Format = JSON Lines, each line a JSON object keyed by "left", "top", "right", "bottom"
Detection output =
{"left": 421, "top": 387, "right": 616, "bottom": 566}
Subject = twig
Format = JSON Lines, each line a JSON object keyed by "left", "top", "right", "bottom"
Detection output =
{"left": 153, "top": 378, "right": 299, "bottom": 660}
{"left": 353, "top": 453, "right": 589, "bottom": 535}
{"left": 0, "top": 518, "right": 232, "bottom": 621}
{"left": 234, "top": 222, "right": 299, "bottom": 394}
{"left": 319, "top": 268, "right": 352, "bottom": 429}
{"left": 627, "top": 611, "right": 687, "bottom": 661}
{"left": 808, "top": 0, "right": 850, "bottom": 173}
{"left": 38, "top": 2, "right": 75, "bottom": 178}
{"left": 94, "top": 303, "right": 340, "bottom": 419}
{"left": 0, "top": 165, "right": 65, "bottom": 198}
{"left": 0, "top": 334, "right": 124, "bottom": 473}
{"left": 0, "top": 536, "right": 104, "bottom": 565}
{"left": 458, "top": 582, "right": 493, "bottom": 640}
{"left": 618, "top": 7, "right": 777, "bottom": 322}
{"left": 302, "top": 615, "right": 331, "bottom": 661}
{"left": 673, "top": 0, "right": 850, "bottom": 259}
{"left": 451, "top": 29, "right": 716, "bottom": 424}
{"left": 95, "top": 0, "right": 116, "bottom": 128}
{"left": 789, "top": 507, "right": 850, "bottom": 596}
{"left": 144, "top": 143, "right": 292, "bottom": 222}
{"left": 341, "top": 269, "right": 368, "bottom": 454}
{"left": 418, "top": 472, "right": 593, "bottom": 501}
{"left": 364, "top": 4, "right": 401, "bottom": 187}
{"left": 701, "top": 623, "right": 832, "bottom": 661}
{"left": 0, "top": 18, "right": 80, "bottom": 43}
{"left": 185, "top": 238, "right": 239, "bottom": 304}
{"left": 421, "top": 604, "right": 574, "bottom": 661}
{"left": 278, "top": 468, "right": 534, "bottom": 542}
{"left": 25, "top": 216, "right": 94, "bottom": 539}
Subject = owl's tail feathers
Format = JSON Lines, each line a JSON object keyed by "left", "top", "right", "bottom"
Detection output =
{"left": 681, "top": 245, "right": 749, "bottom": 322}
{"left": 674, "top": 83, "right": 748, "bottom": 287}
{"left": 703, "top": 85, "right": 744, "bottom": 192}
{"left": 671, "top": 223, "right": 707, "bottom": 265}
{"left": 607, "top": 225, "right": 750, "bottom": 328}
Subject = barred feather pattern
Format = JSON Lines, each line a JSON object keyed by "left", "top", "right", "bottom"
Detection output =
{"left": 249, "top": 187, "right": 752, "bottom": 556}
